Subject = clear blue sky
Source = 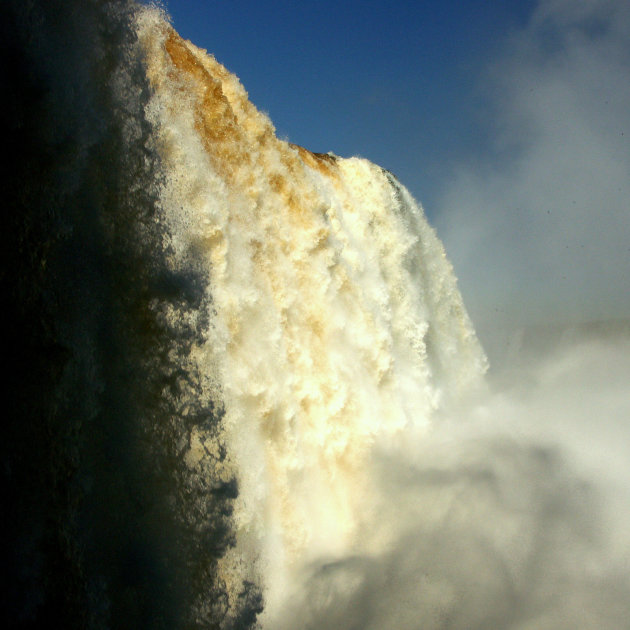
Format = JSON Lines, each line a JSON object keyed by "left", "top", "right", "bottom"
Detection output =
{"left": 159, "top": 0, "right": 533, "bottom": 216}
{"left": 157, "top": 0, "right": 630, "bottom": 333}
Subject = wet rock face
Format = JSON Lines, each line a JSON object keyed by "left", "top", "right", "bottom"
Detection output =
{"left": 1, "top": 2, "right": 251, "bottom": 627}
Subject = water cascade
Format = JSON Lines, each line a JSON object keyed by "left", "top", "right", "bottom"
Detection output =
{"left": 4, "top": 2, "right": 629, "bottom": 629}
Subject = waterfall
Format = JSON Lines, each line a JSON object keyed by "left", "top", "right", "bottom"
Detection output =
{"left": 3, "top": 2, "right": 629, "bottom": 629}
{"left": 135, "top": 8, "right": 486, "bottom": 619}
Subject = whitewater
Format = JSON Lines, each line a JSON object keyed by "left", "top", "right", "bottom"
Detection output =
{"left": 3, "top": 1, "right": 630, "bottom": 629}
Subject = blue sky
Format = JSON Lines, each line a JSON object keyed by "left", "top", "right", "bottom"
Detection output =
{"left": 158, "top": 0, "right": 630, "bottom": 335}
{"left": 160, "top": 0, "right": 532, "bottom": 214}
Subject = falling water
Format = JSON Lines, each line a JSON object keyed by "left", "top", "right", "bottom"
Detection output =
{"left": 3, "top": 2, "right": 629, "bottom": 629}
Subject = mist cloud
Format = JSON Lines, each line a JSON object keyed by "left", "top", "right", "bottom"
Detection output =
{"left": 271, "top": 335, "right": 630, "bottom": 630}
{"left": 435, "top": 0, "right": 630, "bottom": 339}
